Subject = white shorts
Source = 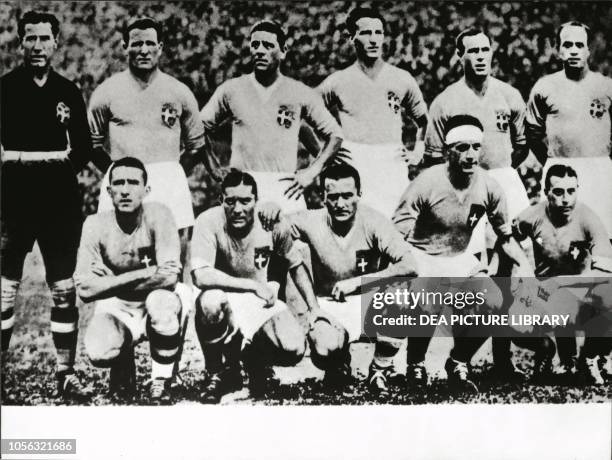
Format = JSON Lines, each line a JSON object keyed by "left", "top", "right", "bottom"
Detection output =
{"left": 342, "top": 141, "right": 408, "bottom": 219}
{"left": 410, "top": 246, "right": 485, "bottom": 277}
{"left": 196, "top": 282, "right": 287, "bottom": 340}
{"left": 467, "top": 167, "right": 531, "bottom": 254}
{"left": 318, "top": 295, "right": 363, "bottom": 342}
{"left": 247, "top": 171, "right": 306, "bottom": 214}
{"left": 98, "top": 161, "right": 194, "bottom": 229}
{"left": 92, "top": 283, "right": 193, "bottom": 344}
{"left": 542, "top": 157, "right": 612, "bottom": 236}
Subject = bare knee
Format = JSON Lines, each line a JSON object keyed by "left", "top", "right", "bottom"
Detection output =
{"left": 259, "top": 312, "right": 306, "bottom": 366}
{"left": 196, "top": 289, "right": 228, "bottom": 325}
{"left": 84, "top": 319, "right": 125, "bottom": 367}
{"left": 146, "top": 290, "right": 181, "bottom": 334}
{"left": 308, "top": 317, "right": 348, "bottom": 362}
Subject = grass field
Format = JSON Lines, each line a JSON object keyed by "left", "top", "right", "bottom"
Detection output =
{"left": 1, "top": 245, "right": 610, "bottom": 406}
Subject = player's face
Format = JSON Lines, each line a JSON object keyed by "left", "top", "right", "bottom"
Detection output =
{"left": 250, "top": 31, "right": 285, "bottom": 72}
{"left": 559, "top": 26, "right": 589, "bottom": 69}
{"left": 223, "top": 183, "right": 256, "bottom": 230}
{"left": 546, "top": 175, "right": 578, "bottom": 218}
{"left": 447, "top": 138, "right": 482, "bottom": 174}
{"left": 353, "top": 17, "right": 384, "bottom": 61}
{"left": 125, "top": 27, "right": 162, "bottom": 72}
{"left": 460, "top": 33, "right": 492, "bottom": 78}
{"left": 107, "top": 166, "right": 149, "bottom": 213}
{"left": 324, "top": 177, "right": 360, "bottom": 223}
{"left": 20, "top": 22, "right": 57, "bottom": 70}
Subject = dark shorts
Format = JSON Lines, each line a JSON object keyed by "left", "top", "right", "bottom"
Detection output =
{"left": 1, "top": 160, "right": 83, "bottom": 282}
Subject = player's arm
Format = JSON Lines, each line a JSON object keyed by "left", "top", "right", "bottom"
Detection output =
{"left": 283, "top": 91, "right": 344, "bottom": 199}
{"left": 585, "top": 209, "right": 612, "bottom": 272}
{"left": 401, "top": 75, "right": 429, "bottom": 162}
{"left": 509, "top": 88, "right": 529, "bottom": 168}
{"left": 74, "top": 217, "right": 157, "bottom": 302}
{"left": 87, "top": 84, "right": 114, "bottom": 174}
{"left": 525, "top": 81, "right": 549, "bottom": 166}
{"left": 316, "top": 76, "right": 342, "bottom": 124}
{"left": 178, "top": 85, "right": 208, "bottom": 173}
{"left": 391, "top": 179, "right": 423, "bottom": 239}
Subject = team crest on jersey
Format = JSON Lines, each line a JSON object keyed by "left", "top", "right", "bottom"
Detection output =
{"left": 466, "top": 204, "right": 486, "bottom": 229}
{"left": 387, "top": 91, "right": 401, "bottom": 114}
{"left": 56, "top": 101, "right": 70, "bottom": 125}
{"left": 356, "top": 249, "right": 376, "bottom": 275}
{"left": 590, "top": 99, "right": 606, "bottom": 120}
{"left": 137, "top": 246, "right": 157, "bottom": 268}
{"left": 161, "top": 103, "right": 178, "bottom": 128}
{"left": 495, "top": 110, "right": 509, "bottom": 132}
{"left": 277, "top": 105, "right": 295, "bottom": 129}
{"left": 567, "top": 240, "right": 589, "bottom": 263}
{"left": 537, "top": 286, "right": 550, "bottom": 302}
{"left": 254, "top": 246, "right": 272, "bottom": 269}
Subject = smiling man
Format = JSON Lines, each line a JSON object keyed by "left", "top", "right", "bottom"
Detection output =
{"left": 1, "top": 10, "right": 103, "bottom": 400}
{"left": 75, "top": 157, "right": 189, "bottom": 401}
{"left": 317, "top": 7, "right": 428, "bottom": 218}
{"left": 527, "top": 21, "right": 612, "bottom": 237}
{"left": 88, "top": 17, "right": 205, "bottom": 248}
{"left": 199, "top": 20, "right": 343, "bottom": 211}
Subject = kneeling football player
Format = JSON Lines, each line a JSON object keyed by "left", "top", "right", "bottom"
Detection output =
{"left": 75, "top": 157, "right": 189, "bottom": 401}
{"left": 191, "top": 170, "right": 320, "bottom": 402}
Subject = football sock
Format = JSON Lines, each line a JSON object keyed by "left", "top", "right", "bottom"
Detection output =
{"left": 1, "top": 277, "right": 19, "bottom": 352}
{"left": 49, "top": 279, "right": 78, "bottom": 374}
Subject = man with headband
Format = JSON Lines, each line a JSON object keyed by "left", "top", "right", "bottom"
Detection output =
{"left": 393, "top": 114, "right": 535, "bottom": 392}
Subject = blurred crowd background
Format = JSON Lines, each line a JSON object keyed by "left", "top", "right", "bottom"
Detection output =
{"left": 2, "top": 1, "right": 612, "bottom": 215}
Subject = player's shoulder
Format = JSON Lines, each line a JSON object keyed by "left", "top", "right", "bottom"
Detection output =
{"left": 83, "top": 211, "right": 113, "bottom": 232}
{"left": 533, "top": 71, "right": 564, "bottom": 92}
{"left": 575, "top": 202, "right": 605, "bottom": 228}
{"left": 92, "top": 70, "right": 129, "bottom": 96}
{"left": 194, "top": 205, "right": 225, "bottom": 229}
{"left": 516, "top": 201, "right": 546, "bottom": 224}
{"left": 491, "top": 77, "right": 522, "bottom": 99}
{"left": 288, "top": 207, "right": 325, "bottom": 229}
{"left": 384, "top": 62, "right": 416, "bottom": 81}
{"left": 157, "top": 70, "right": 194, "bottom": 97}
{"left": 430, "top": 80, "right": 462, "bottom": 106}
{"left": 417, "top": 163, "right": 446, "bottom": 183}
{"left": 142, "top": 202, "right": 174, "bottom": 222}
{"left": 358, "top": 203, "right": 392, "bottom": 226}
{"left": 283, "top": 75, "right": 317, "bottom": 96}
{"left": 477, "top": 167, "right": 504, "bottom": 193}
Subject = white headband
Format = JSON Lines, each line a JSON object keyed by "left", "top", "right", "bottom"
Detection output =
{"left": 445, "top": 125, "right": 483, "bottom": 145}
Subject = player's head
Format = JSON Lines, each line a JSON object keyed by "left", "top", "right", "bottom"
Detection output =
{"left": 557, "top": 21, "right": 590, "bottom": 70}
{"left": 18, "top": 11, "right": 59, "bottom": 71}
{"left": 444, "top": 114, "right": 483, "bottom": 175}
{"left": 249, "top": 20, "right": 286, "bottom": 73}
{"left": 321, "top": 162, "right": 361, "bottom": 224}
{"left": 456, "top": 27, "right": 492, "bottom": 79}
{"left": 123, "top": 17, "right": 163, "bottom": 73}
{"left": 107, "top": 157, "right": 150, "bottom": 214}
{"left": 347, "top": 7, "right": 385, "bottom": 62}
{"left": 222, "top": 170, "right": 258, "bottom": 231}
{"left": 544, "top": 164, "right": 578, "bottom": 218}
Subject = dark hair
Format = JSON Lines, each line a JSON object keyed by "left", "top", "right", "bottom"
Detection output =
{"left": 250, "top": 20, "right": 286, "bottom": 49}
{"left": 455, "top": 27, "right": 489, "bottom": 56}
{"left": 109, "top": 157, "right": 148, "bottom": 184}
{"left": 346, "top": 7, "right": 386, "bottom": 36}
{"left": 123, "top": 17, "right": 163, "bottom": 43}
{"left": 222, "top": 169, "right": 258, "bottom": 199}
{"left": 321, "top": 162, "right": 361, "bottom": 194}
{"left": 545, "top": 164, "right": 578, "bottom": 191}
{"left": 444, "top": 114, "right": 484, "bottom": 140}
{"left": 556, "top": 21, "right": 590, "bottom": 48}
{"left": 18, "top": 11, "right": 60, "bottom": 39}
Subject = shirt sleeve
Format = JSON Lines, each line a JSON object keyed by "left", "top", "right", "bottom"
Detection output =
{"left": 584, "top": 208, "right": 612, "bottom": 258}
{"left": 272, "top": 218, "right": 303, "bottom": 269}
{"left": 511, "top": 209, "right": 532, "bottom": 242}
{"left": 392, "top": 179, "right": 425, "bottom": 239}
{"left": 486, "top": 177, "right": 511, "bottom": 237}
{"left": 87, "top": 83, "right": 111, "bottom": 150}
{"left": 180, "top": 85, "right": 206, "bottom": 152}
{"left": 150, "top": 204, "right": 182, "bottom": 276}
{"left": 525, "top": 80, "right": 548, "bottom": 140}
{"left": 373, "top": 215, "right": 417, "bottom": 266}
{"left": 508, "top": 87, "right": 527, "bottom": 149}
{"left": 287, "top": 211, "right": 309, "bottom": 241}
{"left": 67, "top": 82, "right": 94, "bottom": 171}
{"left": 317, "top": 75, "right": 341, "bottom": 118}
{"left": 424, "top": 96, "right": 446, "bottom": 159}
{"left": 73, "top": 215, "right": 105, "bottom": 290}
{"left": 401, "top": 73, "right": 428, "bottom": 120}
{"left": 190, "top": 211, "right": 219, "bottom": 271}
{"left": 302, "top": 87, "right": 344, "bottom": 140}
{"left": 199, "top": 83, "right": 232, "bottom": 130}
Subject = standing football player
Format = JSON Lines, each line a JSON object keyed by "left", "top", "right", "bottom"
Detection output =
{"left": 199, "top": 20, "right": 343, "bottom": 212}
{"left": 423, "top": 27, "right": 531, "bottom": 377}
{"left": 75, "top": 157, "right": 190, "bottom": 401}
{"left": 393, "top": 115, "right": 535, "bottom": 392}
{"left": 526, "top": 21, "right": 612, "bottom": 237}
{"left": 190, "top": 171, "right": 321, "bottom": 402}
{"left": 512, "top": 164, "right": 612, "bottom": 384}
{"left": 317, "top": 7, "right": 428, "bottom": 218}
{"left": 88, "top": 17, "right": 205, "bottom": 251}
{"left": 1, "top": 11, "right": 104, "bottom": 399}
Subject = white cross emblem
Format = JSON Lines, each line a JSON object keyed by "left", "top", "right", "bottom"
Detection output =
{"left": 255, "top": 253, "right": 267, "bottom": 268}
{"left": 357, "top": 258, "right": 368, "bottom": 273}
{"left": 141, "top": 255, "right": 152, "bottom": 267}
{"left": 570, "top": 246, "right": 581, "bottom": 260}
{"left": 469, "top": 213, "right": 479, "bottom": 226}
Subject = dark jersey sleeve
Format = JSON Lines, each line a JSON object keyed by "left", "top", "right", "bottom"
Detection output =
{"left": 66, "top": 81, "right": 96, "bottom": 171}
